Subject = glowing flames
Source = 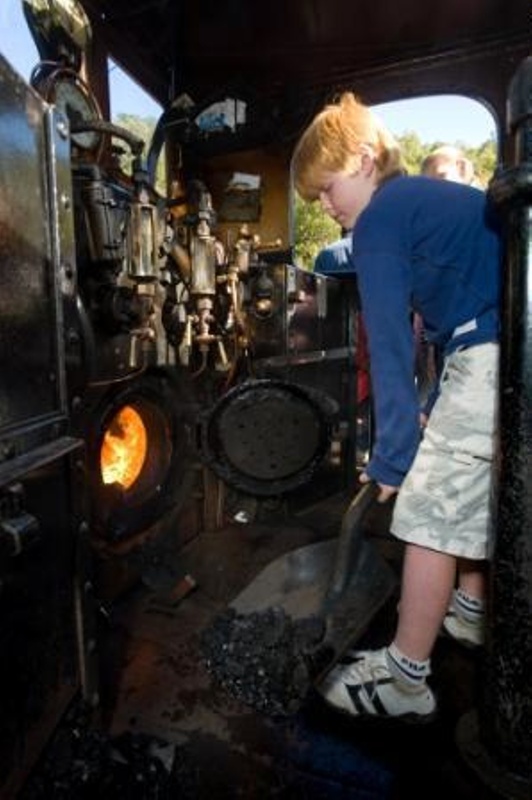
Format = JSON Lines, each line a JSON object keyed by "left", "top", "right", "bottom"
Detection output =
{"left": 100, "top": 405, "right": 147, "bottom": 489}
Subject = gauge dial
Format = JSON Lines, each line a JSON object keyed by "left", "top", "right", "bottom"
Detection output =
{"left": 49, "top": 73, "right": 102, "bottom": 150}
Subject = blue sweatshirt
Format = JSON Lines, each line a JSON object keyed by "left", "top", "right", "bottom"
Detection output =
{"left": 352, "top": 175, "right": 502, "bottom": 486}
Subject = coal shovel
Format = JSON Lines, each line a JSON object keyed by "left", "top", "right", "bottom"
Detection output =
{"left": 229, "top": 481, "right": 398, "bottom": 686}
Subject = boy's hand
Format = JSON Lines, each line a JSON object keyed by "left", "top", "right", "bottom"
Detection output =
{"left": 359, "top": 471, "right": 398, "bottom": 503}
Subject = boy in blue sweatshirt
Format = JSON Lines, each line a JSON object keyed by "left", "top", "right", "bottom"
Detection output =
{"left": 292, "top": 93, "right": 502, "bottom": 721}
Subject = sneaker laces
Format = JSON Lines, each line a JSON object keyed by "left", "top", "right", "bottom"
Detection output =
{"left": 342, "top": 651, "right": 390, "bottom": 700}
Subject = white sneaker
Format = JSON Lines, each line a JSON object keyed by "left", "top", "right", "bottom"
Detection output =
{"left": 442, "top": 608, "right": 484, "bottom": 648}
{"left": 318, "top": 648, "right": 437, "bottom": 723}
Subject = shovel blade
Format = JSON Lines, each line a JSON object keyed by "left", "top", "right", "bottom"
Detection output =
{"left": 230, "top": 538, "right": 336, "bottom": 619}
{"left": 230, "top": 534, "right": 397, "bottom": 675}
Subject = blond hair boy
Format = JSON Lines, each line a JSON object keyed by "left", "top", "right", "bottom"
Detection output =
{"left": 292, "top": 93, "right": 501, "bottom": 722}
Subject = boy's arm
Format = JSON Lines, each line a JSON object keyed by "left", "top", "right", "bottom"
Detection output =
{"left": 355, "top": 251, "right": 421, "bottom": 487}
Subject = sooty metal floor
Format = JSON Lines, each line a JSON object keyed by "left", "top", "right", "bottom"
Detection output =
{"left": 90, "top": 496, "right": 503, "bottom": 800}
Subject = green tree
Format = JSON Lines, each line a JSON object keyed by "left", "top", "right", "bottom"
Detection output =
{"left": 396, "top": 131, "right": 430, "bottom": 175}
{"left": 292, "top": 194, "right": 341, "bottom": 269}
{"left": 463, "top": 138, "right": 497, "bottom": 187}
{"left": 112, "top": 113, "right": 166, "bottom": 192}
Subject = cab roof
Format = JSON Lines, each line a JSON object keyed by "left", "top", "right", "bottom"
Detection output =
{"left": 82, "top": 0, "right": 531, "bottom": 141}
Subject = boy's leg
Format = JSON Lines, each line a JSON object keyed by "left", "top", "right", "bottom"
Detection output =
{"left": 316, "top": 544, "right": 446, "bottom": 722}
{"left": 394, "top": 543, "right": 456, "bottom": 661}
{"left": 316, "top": 546, "right": 475, "bottom": 722}
{"left": 456, "top": 556, "right": 487, "bottom": 599}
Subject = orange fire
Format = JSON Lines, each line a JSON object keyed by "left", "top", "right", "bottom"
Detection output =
{"left": 100, "top": 405, "right": 148, "bottom": 489}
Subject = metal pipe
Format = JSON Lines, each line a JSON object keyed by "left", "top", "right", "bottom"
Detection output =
{"left": 458, "top": 55, "right": 532, "bottom": 799}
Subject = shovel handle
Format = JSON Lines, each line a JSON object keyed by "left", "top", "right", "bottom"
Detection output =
{"left": 325, "top": 480, "right": 381, "bottom": 602}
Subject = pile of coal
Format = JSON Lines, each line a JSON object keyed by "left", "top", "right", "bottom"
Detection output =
{"left": 20, "top": 718, "right": 175, "bottom": 799}
{"left": 201, "top": 606, "right": 327, "bottom": 716}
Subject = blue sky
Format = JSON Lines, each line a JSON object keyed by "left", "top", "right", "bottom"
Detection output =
{"left": 1, "top": 0, "right": 496, "bottom": 145}
{"left": 374, "top": 96, "right": 496, "bottom": 147}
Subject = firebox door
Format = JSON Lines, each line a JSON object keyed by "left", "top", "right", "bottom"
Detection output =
{"left": 87, "top": 371, "right": 195, "bottom": 541}
{"left": 199, "top": 378, "right": 338, "bottom": 496}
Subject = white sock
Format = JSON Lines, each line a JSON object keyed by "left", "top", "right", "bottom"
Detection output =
{"left": 386, "top": 642, "right": 431, "bottom": 688}
{"left": 453, "top": 588, "right": 485, "bottom": 626}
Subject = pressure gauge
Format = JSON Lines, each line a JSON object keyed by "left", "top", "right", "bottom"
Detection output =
{"left": 44, "top": 70, "right": 102, "bottom": 151}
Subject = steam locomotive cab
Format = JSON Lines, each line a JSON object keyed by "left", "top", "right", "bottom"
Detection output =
{"left": 2, "top": 0, "right": 532, "bottom": 797}
{"left": 0, "top": 4, "right": 358, "bottom": 793}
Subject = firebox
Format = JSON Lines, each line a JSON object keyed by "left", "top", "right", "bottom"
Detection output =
{"left": 78, "top": 369, "right": 196, "bottom": 543}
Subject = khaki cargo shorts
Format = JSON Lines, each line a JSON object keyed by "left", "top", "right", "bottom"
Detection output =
{"left": 391, "top": 342, "right": 499, "bottom": 560}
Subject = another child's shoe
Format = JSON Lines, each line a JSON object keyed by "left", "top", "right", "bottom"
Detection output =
{"left": 318, "top": 648, "right": 436, "bottom": 723}
{"left": 442, "top": 608, "right": 484, "bottom": 648}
